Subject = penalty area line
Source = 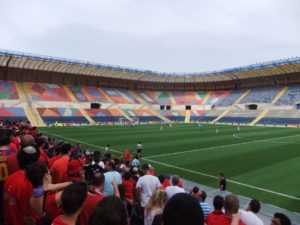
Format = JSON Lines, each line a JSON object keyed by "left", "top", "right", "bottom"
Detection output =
{"left": 144, "top": 158, "right": 300, "bottom": 201}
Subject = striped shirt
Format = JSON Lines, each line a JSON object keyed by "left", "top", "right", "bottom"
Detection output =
{"left": 200, "top": 201, "right": 211, "bottom": 218}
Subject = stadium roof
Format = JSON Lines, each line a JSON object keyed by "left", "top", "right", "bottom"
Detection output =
{"left": 1, "top": 49, "right": 300, "bottom": 83}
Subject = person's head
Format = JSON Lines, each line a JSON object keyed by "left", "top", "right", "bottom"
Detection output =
{"left": 60, "top": 143, "right": 72, "bottom": 155}
{"left": 92, "top": 172, "right": 105, "bottom": 188}
{"left": 200, "top": 190, "right": 207, "bottom": 201}
{"left": 219, "top": 172, "right": 224, "bottom": 179}
{"left": 158, "top": 174, "right": 165, "bottom": 184}
{"left": 163, "top": 193, "right": 204, "bottom": 225}
{"left": 105, "top": 159, "right": 116, "bottom": 171}
{"left": 271, "top": 213, "right": 291, "bottom": 225}
{"left": 17, "top": 145, "right": 40, "bottom": 169}
{"left": 20, "top": 135, "right": 35, "bottom": 148}
{"left": 165, "top": 173, "right": 171, "bottom": 180}
{"left": 247, "top": 199, "right": 261, "bottom": 214}
{"left": 145, "top": 189, "right": 168, "bottom": 216}
{"left": 0, "top": 128, "right": 12, "bottom": 147}
{"left": 26, "top": 163, "right": 51, "bottom": 188}
{"left": 171, "top": 175, "right": 180, "bottom": 186}
{"left": 191, "top": 186, "right": 201, "bottom": 201}
{"left": 123, "top": 171, "right": 131, "bottom": 181}
{"left": 213, "top": 195, "right": 224, "bottom": 211}
{"left": 224, "top": 194, "right": 240, "bottom": 215}
{"left": 61, "top": 182, "right": 87, "bottom": 216}
{"left": 94, "top": 151, "right": 101, "bottom": 163}
{"left": 89, "top": 196, "right": 127, "bottom": 225}
{"left": 142, "top": 163, "right": 150, "bottom": 174}
{"left": 35, "top": 136, "right": 47, "bottom": 148}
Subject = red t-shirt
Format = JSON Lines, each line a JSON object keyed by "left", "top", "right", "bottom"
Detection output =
{"left": 122, "top": 178, "right": 135, "bottom": 200}
{"left": 3, "top": 170, "right": 33, "bottom": 225}
{"left": 50, "top": 156, "right": 69, "bottom": 184}
{"left": 206, "top": 211, "right": 224, "bottom": 225}
{"left": 162, "top": 179, "right": 171, "bottom": 189}
{"left": 207, "top": 214, "right": 246, "bottom": 225}
{"left": 44, "top": 192, "right": 63, "bottom": 220}
{"left": 48, "top": 156, "right": 59, "bottom": 169}
{"left": 9, "top": 142, "right": 18, "bottom": 152}
{"left": 52, "top": 215, "right": 69, "bottom": 225}
{"left": 123, "top": 151, "right": 131, "bottom": 161}
{"left": 79, "top": 192, "right": 104, "bottom": 225}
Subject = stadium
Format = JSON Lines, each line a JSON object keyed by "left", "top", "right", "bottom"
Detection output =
{"left": 1, "top": 50, "right": 300, "bottom": 224}
{"left": 1, "top": 1, "right": 300, "bottom": 225}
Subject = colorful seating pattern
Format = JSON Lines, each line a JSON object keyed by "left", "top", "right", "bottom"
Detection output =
{"left": 206, "top": 91, "right": 231, "bottom": 105}
{"left": 37, "top": 108, "right": 83, "bottom": 117}
{"left": 69, "top": 86, "right": 110, "bottom": 102}
{"left": 0, "top": 107, "right": 25, "bottom": 117}
{"left": 85, "top": 109, "right": 123, "bottom": 117}
{"left": 0, "top": 81, "right": 19, "bottom": 99}
{"left": 101, "top": 88, "right": 139, "bottom": 104}
{"left": 26, "top": 83, "right": 71, "bottom": 101}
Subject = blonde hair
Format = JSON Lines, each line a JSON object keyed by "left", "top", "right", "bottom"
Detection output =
{"left": 145, "top": 189, "right": 168, "bottom": 217}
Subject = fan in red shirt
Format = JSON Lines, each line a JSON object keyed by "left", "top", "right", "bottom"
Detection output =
{"left": 3, "top": 144, "right": 40, "bottom": 225}
{"left": 50, "top": 143, "right": 71, "bottom": 184}
{"left": 206, "top": 195, "right": 224, "bottom": 225}
{"left": 52, "top": 183, "right": 87, "bottom": 225}
{"left": 207, "top": 194, "right": 245, "bottom": 225}
{"left": 122, "top": 171, "right": 135, "bottom": 203}
{"left": 79, "top": 172, "right": 106, "bottom": 225}
{"left": 123, "top": 149, "right": 131, "bottom": 167}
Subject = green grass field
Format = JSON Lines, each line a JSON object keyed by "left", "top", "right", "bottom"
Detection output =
{"left": 39, "top": 124, "right": 300, "bottom": 213}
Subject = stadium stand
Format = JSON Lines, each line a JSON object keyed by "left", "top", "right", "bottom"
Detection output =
{"left": 276, "top": 85, "right": 300, "bottom": 106}
{"left": 0, "top": 81, "right": 19, "bottom": 99}
{"left": 240, "top": 87, "right": 282, "bottom": 104}
{"left": 37, "top": 108, "right": 88, "bottom": 124}
{"left": 69, "top": 86, "right": 110, "bottom": 102}
{"left": 26, "top": 83, "right": 71, "bottom": 102}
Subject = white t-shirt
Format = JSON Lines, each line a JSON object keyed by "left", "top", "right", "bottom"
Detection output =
{"left": 92, "top": 160, "right": 105, "bottom": 169}
{"left": 165, "top": 185, "right": 185, "bottom": 199}
{"left": 137, "top": 143, "right": 142, "bottom": 150}
{"left": 136, "top": 175, "right": 161, "bottom": 207}
{"left": 240, "top": 210, "right": 264, "bottom": 225}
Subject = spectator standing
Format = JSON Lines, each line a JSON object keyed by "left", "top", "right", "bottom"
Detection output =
{"left": 165, "top": 175, "right": 185, "bottom": 199}
{"left": 206, "top": 195, "right": 224, "bottom": 224}
{"left": 199, "top": 191, "right": 211, "bottom": 219}
{"left": 103, "top": 159, "right": 122, "bottom": 196}
{"left": 240, "top": 199, "right": 264, "bottom": 225}
{"left": 270, "top": 213, "right": 291, "bottom": 225}
{"left": 131, "top": 154, "right": 140, "bottom": 168}
{"left": 137, "top": 141, "right": 142, "bottom": 158}
{"left": 219, "top": 172, "right": 227, "bottom": 191}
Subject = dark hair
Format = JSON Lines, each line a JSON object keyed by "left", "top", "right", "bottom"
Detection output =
{"left": 92, "top": 172, "right": 105, "bottom": 187}
{"left": 124, "top": 172, "right": 131, "bottom": 181}
{"left": 192, "top": 186, "right": 199, "bottom": 194}
{"left": 171, "top": 175, "right": 180, "bottom": 186}
{"left": 0, "top": 129, "right": 12, "bottom": 146}
{"left": 26, "top": 163, "right": 48, "bottom": 188}
{"left": 163, "top": 193, "right": 204, "bottom": 225}
{"left": 158, "top": 174, "right": 165, "bottom": 184}
{"left": 142, "top": 163, "right": 150, "bottom": 171}
{"left": 60, "top": 143, "right": 72, "bottom": 155}
{"left": 274, "top": 213, "right": 291, "bottom": 225}
{"left": 248, "top": 199, "right": 261, "bottom": 213}
{"left": 89, "top": 196, "right": 127, "bottom": 225}
{"left": 61, "top": 182, "right": 87, "bottom": 215}
{"left": 219, "top": 172, "right": 224, "bottom": 177}
{"left": 213, "top": 195, "right": 224, "bottom": 210}
{"left": 17, "top": 145, "right": 40, "bottom": 169}
{"left": 35, "top": 136, "right": 46, "bottom": 148}
{"left": 200, "top": 191, "right": 207, "bottom": 201}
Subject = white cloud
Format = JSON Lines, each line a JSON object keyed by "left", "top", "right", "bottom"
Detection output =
{"left": 0, "top": 0, "right": 299, "bottom": 72}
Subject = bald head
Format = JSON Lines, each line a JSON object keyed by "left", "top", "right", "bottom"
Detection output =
{"left": 21, "top": 135, "right": 35, "bottom": 148}
{"left": 224, "top": 194, "right": 240, "bottom": 215}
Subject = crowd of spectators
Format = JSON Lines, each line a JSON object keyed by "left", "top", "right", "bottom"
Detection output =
{"left": 0, "top": 120, "right": 293, "bottom": 225}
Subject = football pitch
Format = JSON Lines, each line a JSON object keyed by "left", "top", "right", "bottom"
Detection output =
{"left": 39, "top": 124, "right": 300, "bottom": 213}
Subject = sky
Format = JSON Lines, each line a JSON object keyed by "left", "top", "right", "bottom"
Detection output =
{"left": 0, "top": 0, "right": 299, "bottom": 73}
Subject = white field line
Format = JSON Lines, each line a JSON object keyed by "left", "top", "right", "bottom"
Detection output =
{"left": 144, "top": 158, "right": 300, "bottom": 201}
{"left": 42, "top": 130, "right": 300, "bottom": 201}
{"left": 145, "top": 133, "right": 300, "bottom": 159}
{"left": 232, "top": 133, "right": 300, "bottom": 144}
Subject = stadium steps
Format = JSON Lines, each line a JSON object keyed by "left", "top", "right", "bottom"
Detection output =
{"left": 249, "top": 86, "right": 288, "bottom": 126}
{"left": 129, "top": 91, "right": 147, "bottom": 104}
{"left": 210, "top": 89, "right": 250, "bottom": 124}
{"left": 117, "top": 109, "right": 134, "bottom": 122}
{"left": 201, "top": 91, "right": 211, "bottom": 105}
{"left": 63, "top": 86, "right": 96, "bottom": 125}
{"left": 15, "top": 82, "right": 46, "bottom": 127}
{"left": 150, "top": 110, "right": 171, "bottom": 123}
{"left": 184, "top": 110, "right": 191, "bottom": 123}
{"left": 168, "top": 91, "right": 177, "bottom": 105}
{"left": 271, "top": 86, "right": 288, "bottom": 105}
